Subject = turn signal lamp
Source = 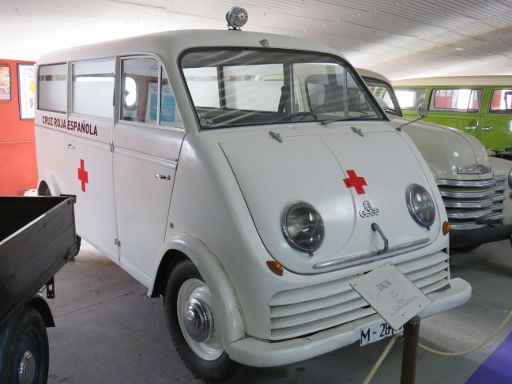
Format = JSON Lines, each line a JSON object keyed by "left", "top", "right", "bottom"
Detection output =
{"left": 267, "top": 260, "right": 284, "bottom": 276}
{"left": 442, "top": 221, "right": 451, "bottom": 236}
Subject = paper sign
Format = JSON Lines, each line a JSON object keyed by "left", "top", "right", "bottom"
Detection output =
{"left": 350, "top": 264, "right": 431, "bottom": 330}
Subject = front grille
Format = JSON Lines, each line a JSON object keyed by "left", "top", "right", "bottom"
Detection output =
{"left": 436, "top": 176, "right": 506, "bottom": 230}
{"left": 268, "top": 252, "right": 449, "bottom": 340}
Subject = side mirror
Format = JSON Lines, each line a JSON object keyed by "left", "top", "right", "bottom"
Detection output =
{"left": 395, "top": 99, "right": 427, "bottom": 132}
{"left": 416, "top": 99, "right": 427, "bottom": 118}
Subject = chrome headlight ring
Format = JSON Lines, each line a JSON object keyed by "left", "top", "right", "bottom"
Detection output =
{"left": 281, "top": 202, "right": 325, "bottom": 255}
{"left": 406, "top": 184, "right": 436, "bottom": 230}
{"left": 508, "top": 168, "right": 512, "bottom": 189}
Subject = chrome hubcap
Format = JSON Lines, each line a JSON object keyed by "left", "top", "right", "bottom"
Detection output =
{"left": 183, "top": 298, "right": 212, "bottom": 343}
{"left": 18, "top": 351, "right": 36, "bottom": 384}
{"left": 177, "top": 278, "right": 223, "bottom": 361}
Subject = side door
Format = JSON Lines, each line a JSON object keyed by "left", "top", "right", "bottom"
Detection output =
{"left": 66, "top": 59, "right": 119, "bottom": 261}
{"left": 479, "top": 86, "right": 512, "bottom": 151}
{"left": 113, "top": 56, "right": 184, "bottom": 286}
{"left": 425, "top": 87, "right": 484, "bottom": 139}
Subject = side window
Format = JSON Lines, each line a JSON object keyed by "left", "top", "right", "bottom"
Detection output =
{"left": 430, "top": 88, "right": 481, "bottom": 112}
{"left": 490, "top": 88, "right": 512, "bottom": 113}
{"left": 160, "top": 68, "right": 182, "bottom": 126}
{"left": 38, "top": 64, "right": 67, "bottom": 113}
{"left": 395, "top": 88, "right": 426, "bottom": 110}
{"left": 72, "top": 59, "right": 115, "bottom": 118}
{"left": 121, "top": 58, "right": 159, "bottom": 124}
{"left": 121, "top": 58, "right": 181, "bottom": 127}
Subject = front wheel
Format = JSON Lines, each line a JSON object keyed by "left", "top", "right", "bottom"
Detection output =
{"left": 0, "top": 307, "right": 49, "bottom": 384}
{"left": 164, "top": 260, "right": 240, "bottom": 383}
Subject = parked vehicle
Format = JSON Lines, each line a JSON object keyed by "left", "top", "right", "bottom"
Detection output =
{"left": 35, "top": 17, "right": 471, "bottom": 382}
{"left": 358, "top": 69, "right": 512, "bottom": 251}
{"left": 393, "top": 76, "right": 512, "bottom": 158}
{"left": 0, "top": 196, "right": 78, "bottom": 384}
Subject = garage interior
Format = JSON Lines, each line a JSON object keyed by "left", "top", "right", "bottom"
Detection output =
{"left": 1, "top": 1, "right": 512, "bottom": 384}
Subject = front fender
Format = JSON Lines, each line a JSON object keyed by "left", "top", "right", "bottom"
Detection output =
{"left": 150, "top": 233, "right": 245, "bottom": 346}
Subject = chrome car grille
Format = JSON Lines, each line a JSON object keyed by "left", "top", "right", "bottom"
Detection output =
{"left": 268, "top": 252, "right": 449, "bottom": 340}
{"left": 436, "top": 176, "right": 506, "bottom": 230}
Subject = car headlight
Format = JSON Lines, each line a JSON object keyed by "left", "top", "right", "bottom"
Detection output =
{"left": 282, "top": 202, "right": 324, "bottom": 254}
{"left": 406, "top": 184, "right": 436, "bottom": 229}
{"left": 508, "top": 169, "right": 512, "bottom": 189}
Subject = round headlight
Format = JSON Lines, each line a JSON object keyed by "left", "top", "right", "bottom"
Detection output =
{"left": 406, "top": 184, "right": 436, "bottom": 229}
{"left": 282, "top": 202, "right": 324, "bottom": 254}
{"left": 508, "top": 169, "right": 512, "bottom": 189}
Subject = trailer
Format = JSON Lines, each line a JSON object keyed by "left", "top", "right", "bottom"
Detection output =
{"left": 0, "top": 196, "right": 78, "bottom": 384}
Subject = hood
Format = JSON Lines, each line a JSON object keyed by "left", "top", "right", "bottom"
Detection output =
{"left": 220, "top": 124, "right": 442, "bottom": 274}
{"left": 391, "top": 116, "right": 492, "bottom": 179}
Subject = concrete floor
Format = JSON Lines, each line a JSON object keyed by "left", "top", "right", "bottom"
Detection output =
{"left": 46, "top": 240, "right": 512, "bottom": 384}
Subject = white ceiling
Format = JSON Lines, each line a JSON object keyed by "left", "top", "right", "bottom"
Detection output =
{"left": 1, "top": 0, "right": 512, "bottom": 80}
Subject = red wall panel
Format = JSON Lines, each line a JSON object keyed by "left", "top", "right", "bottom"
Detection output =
{"left": 0, "top": 59, "right": 37, "bottom": 195}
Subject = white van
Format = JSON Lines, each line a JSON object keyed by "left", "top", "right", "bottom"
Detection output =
{"left": 35, "top": 27, "right": 471, "bottom": 382}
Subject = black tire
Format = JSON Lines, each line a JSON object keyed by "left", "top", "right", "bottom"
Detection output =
{"left": 0, "top": 307, "right": 49, "bottom": 384}
{"left": 451, "top": 244, "right": 480, "bottom": 253}
{"left": 164, "top": 260, "right": 240, "bottom": 383}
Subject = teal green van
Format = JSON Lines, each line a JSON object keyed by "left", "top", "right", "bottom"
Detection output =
{"left": 393, "top": 76, "right": 512, "bottom": 155}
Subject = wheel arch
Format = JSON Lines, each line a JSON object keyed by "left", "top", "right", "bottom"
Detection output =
{"left": 27, "top": 294, "right": 55, "bottom": 328}
{"left": 150, "top": 234, "right": 245, "bottom": 345}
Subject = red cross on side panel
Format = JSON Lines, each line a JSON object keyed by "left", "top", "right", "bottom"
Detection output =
{"left": 77, "top": 159, "right": 89, "bottom": 192}
{"left": 343, "top": 169, "right": 367, "bottom": 195}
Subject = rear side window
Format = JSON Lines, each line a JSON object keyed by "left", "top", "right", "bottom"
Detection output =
{"left": 430, "top": 88, "right": 481, "bottom": 112}
{"left": 72, "top": 59, "right": 115, "bottom": 118}
{"left": 121, "top": 57, "right": 181, "bottom": 127}
{"left": 395, "top": 88, "right": 425, "bottom": 110}
{"left": 490, "top": 88, "right": 512, "bottom": 113}
{"left": 38, "top": 64, "right": 67, "bottom": 113}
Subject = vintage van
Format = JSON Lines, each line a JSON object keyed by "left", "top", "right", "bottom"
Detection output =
{"left": 35, "top": 25, "right": 471, "bottom": 382}
{"left": 393, "top": 76, "right": 512, "bottom": 156}
{"left": 358, "top": 69, "right": 512, "bottom": 251}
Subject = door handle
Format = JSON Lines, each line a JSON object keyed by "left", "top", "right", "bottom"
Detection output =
{"left": 481, "top": 126, "right": 493, "bottom": 132}
{"left": 67, "top": 144, "right": 75, "bottom": 150}
{"left": 464, "top": 125, "right": 477, "bottom": 131}
{"left": 155, "top": 174, "right": 171, "bottom": 181}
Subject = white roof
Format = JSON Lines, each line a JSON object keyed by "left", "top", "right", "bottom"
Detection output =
{"left": 393, "top": 76, "right": 512, "bottom": 87}
{"left": 37, "top": 29, "right": 342, "bottom": 65}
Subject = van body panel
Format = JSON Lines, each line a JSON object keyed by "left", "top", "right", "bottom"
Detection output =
{"left": 34, "top": 30, "right": 471, "bottom": 367}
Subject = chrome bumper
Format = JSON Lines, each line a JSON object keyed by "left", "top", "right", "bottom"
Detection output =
{"left": 226, "top": 278, "right": 471, "bottom": 367}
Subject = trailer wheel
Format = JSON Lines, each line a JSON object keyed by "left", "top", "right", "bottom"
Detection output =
{"left": 0, "top": 307, "right": 49, "bottom": 384}
{"left": 164, "top": 260, "right": 240, "bottom": 383}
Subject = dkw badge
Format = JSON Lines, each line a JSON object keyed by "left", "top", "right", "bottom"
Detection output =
{"left": 359, "top": 201, "right": 380, "bottom": 218}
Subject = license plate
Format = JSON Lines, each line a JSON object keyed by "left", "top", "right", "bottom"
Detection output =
{"left": 360, "top": 321, "right": 403, "bottom": 346}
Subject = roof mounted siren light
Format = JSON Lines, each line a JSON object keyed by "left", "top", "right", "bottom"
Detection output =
{"left": 226, "top": 6, "right": 248, "bottom": 30}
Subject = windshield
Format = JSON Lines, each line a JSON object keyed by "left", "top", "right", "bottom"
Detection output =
{"left": 363, "top": 77, "right": 402, "bottom": 117}
{"left": 180, "top": 49, "right": 385, "bottom": 129}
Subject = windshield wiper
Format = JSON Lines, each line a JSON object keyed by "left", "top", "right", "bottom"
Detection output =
{"left": 321, "top": 115, "right": 378, "bottom": 125}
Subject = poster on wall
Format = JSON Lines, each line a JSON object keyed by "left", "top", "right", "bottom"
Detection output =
{"left": 18, "top": 64, "right": 36, "bottom": 119}
{"left": 0, "top": 65, "right": 10, "bottom": 101}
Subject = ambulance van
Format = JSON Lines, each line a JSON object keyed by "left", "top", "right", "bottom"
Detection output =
{"left": 35, "top": 25, "right": 471, "bottom": 382}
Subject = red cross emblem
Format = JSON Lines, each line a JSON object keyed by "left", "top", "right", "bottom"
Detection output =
{"left": 77, "top": 159, "right": 89, "bottom": 192}
{"left": 343, "top": 169, "right": 367, "bottom": 195}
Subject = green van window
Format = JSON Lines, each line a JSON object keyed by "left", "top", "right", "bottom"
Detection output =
{"left": 490, "top": 88, "right": 512, "bottom": 113}
{"left": 431, "top": 88, "right": 481, "bottom": 112}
